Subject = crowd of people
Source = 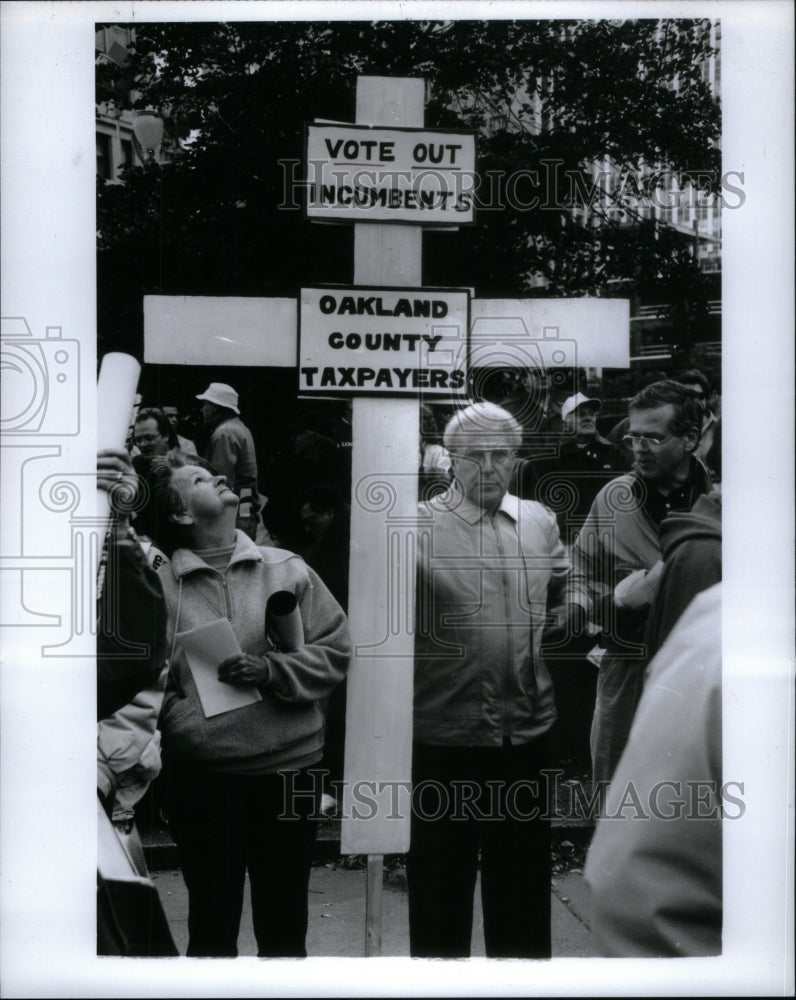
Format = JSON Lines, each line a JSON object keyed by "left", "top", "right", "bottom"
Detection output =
{"left": 97, "top": 364, "right": 723, "bottom": 959}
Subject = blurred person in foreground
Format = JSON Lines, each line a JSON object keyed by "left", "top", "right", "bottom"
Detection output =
{"left": 585, "top": 582, "right": 723, "bottom": 956}
{"left": 96, "top": 449, "right": 177, "bottom": 957}
{"left": 409, "top": 402, "right": 570, "bottom": 958}
{"left": 148, "top": 451, "right": 350, "bottom": 957}
{"left": 96, "top": 449, "right": 168, "bottom": 721}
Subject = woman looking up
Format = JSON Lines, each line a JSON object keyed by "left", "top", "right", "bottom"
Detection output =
{"left": 148, "top": 452, "right": 351, "bottom": 958}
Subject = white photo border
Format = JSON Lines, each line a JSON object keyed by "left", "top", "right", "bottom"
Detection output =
{"left": 1, "top": 1, "right": 793, "bottom": 996}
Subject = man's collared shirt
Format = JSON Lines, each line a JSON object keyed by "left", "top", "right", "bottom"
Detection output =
{"left": 635, "top": 457, "right": 711, "bottom": 529}
{"left": 414, "top": 487, "right": 569, "bottom": 747}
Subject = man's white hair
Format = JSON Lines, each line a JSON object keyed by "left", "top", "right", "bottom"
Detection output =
{"left": 443, "top": 402, "right": 522, "bottom": 452}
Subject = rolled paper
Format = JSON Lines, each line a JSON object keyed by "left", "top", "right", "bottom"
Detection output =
{"left": 265, "top": 590, "right": 304, "bottom": 652}
{"left": 97, "top": 352, "right": 142, "bottom": 452}
{"left": 96, "top": 353, "right": 141, "bottom": 599}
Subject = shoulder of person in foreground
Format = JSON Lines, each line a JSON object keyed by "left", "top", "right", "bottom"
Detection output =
{"left": 585, "top": 583, "right": 722, "bottom": 958}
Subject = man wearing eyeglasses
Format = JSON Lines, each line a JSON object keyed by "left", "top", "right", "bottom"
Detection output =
{"left": 132, "top": 407, "right": 176, "bottom": 462}
{"left": 129, "top": 408, "right": 185, "bottom": 541}
{"left": 408, "top": 401, "right": 570, "bottom": 958}
{"left": 560, "top": 380, "right": 713, "bottom": 789}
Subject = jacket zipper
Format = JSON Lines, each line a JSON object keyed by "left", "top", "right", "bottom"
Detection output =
{"left": 218, "top": 572, "right": 233, "bottom": 620}
{"left": 490, "top": 514, "right": 513, "bottom": 742}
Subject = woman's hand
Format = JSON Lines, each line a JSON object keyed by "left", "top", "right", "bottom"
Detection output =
{"left": 218, "top": 653, "right": 271, "bottom": 687}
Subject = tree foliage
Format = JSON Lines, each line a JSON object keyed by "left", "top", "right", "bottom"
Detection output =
{"left": 97, "top": 18, "right": 720, "bottom": 358}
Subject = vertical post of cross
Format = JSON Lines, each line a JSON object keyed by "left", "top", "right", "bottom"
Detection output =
{"left": 342, "top": 76, "right": 425, "bottom": 956}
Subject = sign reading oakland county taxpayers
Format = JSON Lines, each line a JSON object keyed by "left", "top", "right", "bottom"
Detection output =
{"left": 298, "top": 286, "right": 470, "bottom": 397}
{"left": 305, "top": 123, "right": 476, "bottom": 225}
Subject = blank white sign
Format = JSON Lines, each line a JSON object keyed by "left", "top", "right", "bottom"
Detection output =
{"left": 470, "top": 297, "right": 630, "bottom": 369}
{"left": 144, "top": 295, "right": 297, "bottom": 367}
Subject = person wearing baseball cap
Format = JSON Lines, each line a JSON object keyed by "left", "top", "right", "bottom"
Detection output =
{"left": 532, "top": 392, "right": 624, "bottom": 543}
{"left": 196, "top": 382, "right": 260, "bottom": 540}
{"left": 534, "top": 391, "right": 625, "bottom": 770}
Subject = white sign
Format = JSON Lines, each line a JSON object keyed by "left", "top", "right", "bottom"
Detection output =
{"left": 305, "top": 123, "right": 476, "bottom": 225}
{"left": 144, "top": 295, "right": 296, "bottom": 366}
{"left": 298, "top": 286, "right": 470, "bottom": 396}
{"left": 470, "top": 297, "right": 631, "bottom": 369}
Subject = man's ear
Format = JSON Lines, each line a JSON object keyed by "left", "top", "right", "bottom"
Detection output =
{"left": 682, "top": 427, "right": 700, "bottom": 454}
{"left": 169, "top": 508, "right": 193, "bottom": 526}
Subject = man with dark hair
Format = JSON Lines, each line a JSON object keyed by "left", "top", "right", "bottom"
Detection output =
{"left": 130, "top": 407, "right": 181, "bottom": 541}
{"left": 161, "top": 404, "right": 197, "bottom": 455}
{"left": 605, "top": 369, "right": 669, "bottom": 453}
{"left": 559, "top": 379, "right": 713, "bottom": 786}
{"left": 196, "top": 382, "right": 259, "bottom": 540}
{"left": 677, "top": 367, "right": 711, "bottom": 398}
{"left": 132, "top": 407, "right": 178, "bottom": 462}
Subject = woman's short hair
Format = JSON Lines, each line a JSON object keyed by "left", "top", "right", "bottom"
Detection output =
{"left": 443, "top": 402, "right": 522, "bottom": 453}
{"left": 147, "top": 450, "right": 215, "bottom": 555}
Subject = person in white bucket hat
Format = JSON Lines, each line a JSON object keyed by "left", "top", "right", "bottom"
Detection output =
{"left": 196, "top": 382, "right": 241, "bottom": 414}
{"left": 196, "top": 382, "right": 259, "bottom": 540}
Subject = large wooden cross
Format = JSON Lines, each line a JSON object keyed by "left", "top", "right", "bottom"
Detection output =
{"left": 144, "top": 76, "right": 628, "bottom": 955}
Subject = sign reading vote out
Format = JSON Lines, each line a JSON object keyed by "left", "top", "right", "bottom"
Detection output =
{"left": 299, "top": 286, "right": 470, "bottom": 397}
{"left": 306, "top": 124, "right": 476, "bottom": 225}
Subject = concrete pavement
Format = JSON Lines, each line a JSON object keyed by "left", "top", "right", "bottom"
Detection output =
{"left": 152, "top": 863, "right": 593, "bottom": 958}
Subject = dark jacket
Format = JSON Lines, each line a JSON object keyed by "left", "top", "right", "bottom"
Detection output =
{"left": 97, "top": 533, "right": 167, "bottom": 720}
{"left": 522, "top": 434, "right": 626, "bottom": 539}
{"left": 643, "top": 492, "right": 722, "bottom": 661}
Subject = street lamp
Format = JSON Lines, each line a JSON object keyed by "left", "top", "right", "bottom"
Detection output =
{"left": 132, "top": 110, "right": 164, "bottom": 163}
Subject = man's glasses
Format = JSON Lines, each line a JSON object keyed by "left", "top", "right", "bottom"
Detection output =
{"left": 622, "top": 432, "right": 677, "bottom": 451}
{"left": 134, "top": 433, "right": 164, "bottom": 445}
{"left": 458, "top": 449, "right": 515, "bottom": 465}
